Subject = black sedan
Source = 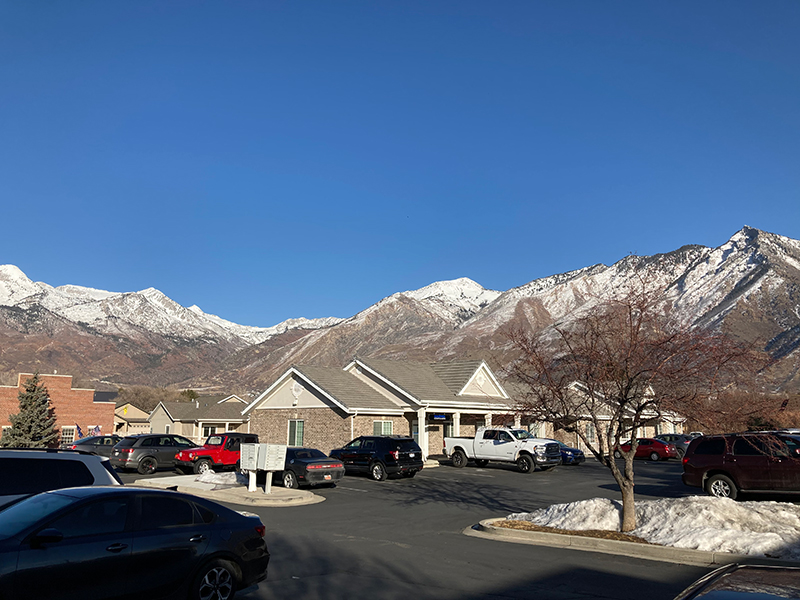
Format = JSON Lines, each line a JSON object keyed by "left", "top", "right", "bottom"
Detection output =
{"left": 0, "top": 487, "right": 269, "bottom": 600}
{"left": 64, "top": 435, "right": 122, "bottom": 457}
{"left": 279, "top": 447, "right": 345, "bottom": 489}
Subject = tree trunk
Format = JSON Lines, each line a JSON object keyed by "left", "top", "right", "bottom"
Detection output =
{"left": 620, "top": 481, "right": 636, "bottom": 532}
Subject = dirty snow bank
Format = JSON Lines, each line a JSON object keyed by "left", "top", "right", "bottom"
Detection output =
{"left": 195, "top": 470, "right": 248, "bottom": 486}
{"left": 508, "top": 496, "right": 800, "bottom": 560}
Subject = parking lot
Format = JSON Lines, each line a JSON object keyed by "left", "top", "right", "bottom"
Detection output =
{"left": 124, "top": 459, "right": 708, "bottom": 600}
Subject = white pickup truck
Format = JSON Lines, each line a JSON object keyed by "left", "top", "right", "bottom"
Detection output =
{"left": 443, "top": 427, "right": 561, "bottom": 473}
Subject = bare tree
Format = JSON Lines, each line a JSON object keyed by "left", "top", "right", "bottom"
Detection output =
{"left": 507, "top": 280, "right": 766, "bottom": 532}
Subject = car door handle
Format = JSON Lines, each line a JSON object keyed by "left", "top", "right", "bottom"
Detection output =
{"left": 189, "top": 535, "right": 207, "bottom": 543}
{"left": 106, "top": 543, "right": 128, "bottom": 553}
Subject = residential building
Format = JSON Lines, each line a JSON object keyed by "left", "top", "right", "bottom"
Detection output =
{"left": 149, "top": 395, "right": 249, "bottom": 444}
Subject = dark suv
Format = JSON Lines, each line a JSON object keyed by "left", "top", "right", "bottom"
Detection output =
{"left": 110, "top": 434, "right": 196, "bottom": 475}
{"left": 329, "top": 436, "right": 424, "bottom": 481}
{"left": 682, "top": 432, "right": 800, "bottom": 499}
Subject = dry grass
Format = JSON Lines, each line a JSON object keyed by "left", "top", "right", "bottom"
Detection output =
{"left": 497, "top": 519, "right": 654, "bottom": 544}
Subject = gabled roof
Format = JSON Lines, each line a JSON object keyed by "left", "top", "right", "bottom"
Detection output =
{"left": 151, "top": 399, "right": 248, "bottom": 423}
{"left": 294, "top": 365, "right": 405, "bottom": 413}
{"left": 355, "top": 358, "right": 511, "bottom": 409}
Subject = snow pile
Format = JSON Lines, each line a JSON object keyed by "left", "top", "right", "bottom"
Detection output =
{"left": 195, "top": 470, "right": 248, "bottom": 486}
{"left": 508, "top": 496, "right": 800, "bottom": 559}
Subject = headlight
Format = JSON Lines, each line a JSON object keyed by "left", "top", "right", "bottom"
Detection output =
{"left": 564, "top": 451, "right": 573, "bottom": 456}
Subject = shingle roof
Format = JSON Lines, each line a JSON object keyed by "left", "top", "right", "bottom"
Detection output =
{"left": 429, "top": 360, "right": 484, "bottom": 394}
{"left": 294, "top": 365, "right": 404, "bottom": 412}
{"left": 359, "top": 358, "right": 510, "bottom": 408}
{"left": 159, "top": 400, "right": 247, "bottom": 422}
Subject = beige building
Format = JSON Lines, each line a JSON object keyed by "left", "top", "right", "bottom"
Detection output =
{"left": 149, "top": 395, "right": 249, "bottom": 444}
{"left": 114, "top": 402, "right": 151, "bottom": 436}
{"left": 242, "top": 358, "right": 517, "bottom": 457}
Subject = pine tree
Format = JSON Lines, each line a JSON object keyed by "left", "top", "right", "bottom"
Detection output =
{"left": 0, "top": 373, "right": 59, "bottom": 448}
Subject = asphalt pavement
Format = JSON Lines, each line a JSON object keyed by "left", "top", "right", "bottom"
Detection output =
{"left": 123, "top": 460, "right": 714, "bottom": 600}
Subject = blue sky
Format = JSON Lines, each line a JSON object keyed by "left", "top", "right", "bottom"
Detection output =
{"left": 1, "top": 2, "right": 798, "bottom": 327}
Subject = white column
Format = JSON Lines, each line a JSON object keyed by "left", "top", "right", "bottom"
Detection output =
{"left": 417, "top": 407, "right": 428, "bottom": 459}
{"left": 514, "top": 414, "right": 521, "bottom": 428}
{"left": 485, "top": 413, "right": 492, "bottom": 427}
{"left": 453, "top": 412, "right": 461, "bottom": 437}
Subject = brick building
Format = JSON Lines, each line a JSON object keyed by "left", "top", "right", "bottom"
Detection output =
{"left": 0, "top": 373, "right": 116, "bottom": 445}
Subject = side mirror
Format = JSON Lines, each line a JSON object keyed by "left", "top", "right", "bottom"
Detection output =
{"left": 32, "top": 528, "right": 63, "bottom": 546}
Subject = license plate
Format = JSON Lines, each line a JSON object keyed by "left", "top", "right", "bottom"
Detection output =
{"left": 323, "top": 474, "right": 331, "bottom": 480}
{"left": 409, "top": 453, "right": 415, "bottom": 458}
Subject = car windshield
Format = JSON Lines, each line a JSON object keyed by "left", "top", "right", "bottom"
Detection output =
{"left": 511, "top": 430, "right": 532, "bottom": 440}
{"left": 0, "top": 492, "right": 78, "bottom": 540}
{"left": 205, "top": 436, "right": 224, "bottom": 446}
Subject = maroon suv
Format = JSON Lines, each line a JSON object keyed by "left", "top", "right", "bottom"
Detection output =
{"left": 682, "top": 433, "right": 800, "bottom": 499}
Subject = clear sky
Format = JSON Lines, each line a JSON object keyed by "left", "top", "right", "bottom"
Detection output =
{"left": 1, "top": 2, "right": 798, "bottom": 327}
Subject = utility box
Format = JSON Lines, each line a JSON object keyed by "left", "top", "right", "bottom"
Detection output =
{"left": 256, "top": 444, "right": 287, "bottom": 471}
{"left": 240, "top": 443, "right": 259, "bottom": 471}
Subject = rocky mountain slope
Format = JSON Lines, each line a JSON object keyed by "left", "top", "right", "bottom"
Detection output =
{"left": 1, "top": 227, "right": 798, "bottom": 393}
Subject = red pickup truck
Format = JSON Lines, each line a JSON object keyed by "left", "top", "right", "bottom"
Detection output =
{"left": 174, "top": 432, "right": 259, "bottom": 474}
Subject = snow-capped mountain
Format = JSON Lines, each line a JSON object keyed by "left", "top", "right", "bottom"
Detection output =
{"left": 1, "top": 226, "right": 798, "bottom": 391}
{"left": 0, "top": 266, "right": 341, "bottom": 347}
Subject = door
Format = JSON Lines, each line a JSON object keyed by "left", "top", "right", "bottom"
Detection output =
{"left": 493, "top": 431, "right": 517, "bottom": 461}
{"left": 729, "top": 437, "right": 773, "bottom": 490}
{"left": 337, "top": 438, "right": 363, "bottom": 471}
{"left": 767, "top": 436, "right": 800, "bottom": 491}
{"left": 14, "top": 497, "right": 132, "bottom": 600}
{"left": 130, "top": 494, "right": 211, "bottom": 597}
{"left": 475, "top": 429, "right": 497, "bottom": 459}
{"left": 355, "top": 439, "right": 377, "bottom": 470}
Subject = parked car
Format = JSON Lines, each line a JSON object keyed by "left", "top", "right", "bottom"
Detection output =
{"left": 552, "top": 440, "right": 585, "bottom": 465}
{"left": 0, "top": 448, "right": 122, "bottom": 509}
{"left": 64, "top": 435, "right": 122, "bottom": 457}
{"left": 110, "top": 434, "right": 197, "bottom": 475}
{"left": 329, "top": 435, "right": 424, "bottom": 481}
{"left": 444, "top": 427, "right": 561, "bottom": 473}
{"left": 654, "top": 433, "right": 693, "bottom": 458}
{"left": 682, "top": 432, "right": 800, "bottom": 500}
{"left": 673, "top": 563, "right": 800, "bottom": 599}
{"left": 278, "top": 447, "right": 345, "bottom": 489}
{"left": 614, "top": 438, "right": 678, "bottom": 461}
{"left": 174, "top": 432, "right": 259, "bottom": 475}
{"left": 0, "top": 486, "right": 269, "bottom": 600}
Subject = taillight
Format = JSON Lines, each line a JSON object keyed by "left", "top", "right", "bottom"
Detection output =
{"left": 389, "top": 450, "right": 399, "bottom": 460}
{"left": 70, "top": 445, "right": 77, "bottom": 450}
{"left": 254, "top": 525, "right": 265, "bottom": 537}
{"left": 682, "top": 456, "right": 689, "bottom": 465}
{"left": 120, "top": 448, "right": 134, "bottom": 454}
{"left": 307, "top": 463, "right": 342, "bottom": 469}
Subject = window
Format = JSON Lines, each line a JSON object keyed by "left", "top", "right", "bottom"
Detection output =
{"left": 443, "top": 422, "right": 454, "bottom": 438}
{"left": 227, "top": 423, "right": 237, "bottom": 431}
{"left": 0, "top": 458, "right": 94, "bottom": 495}
{"left": 173, "top": 436, "right": 194, "bottom": 447}
{"left": 498, "top": 432, "right": 513, "bottom": 442}
{"left": 49, "top": 499, "right": 128, "bottom": 539}
{"left": 585, "top": 422, "right": 596, "bottom": 444}
{"left": 61, "top": 426, "right": 76, "bottom": 445}
{"left": 141, "top": 437, "right": 156, "bottom": 447}
{"left": 529, "top": 422, "right": 540, "bottom": 438}
{"left": 203, "top": 426, "right": 216, "bottom": 437}
{"left": 165, "top": 425, "right": 170, "bottom": 434}
{"left": 288, "top": 420, "right": 304, "bottom": 446}
{"left": 345, "top": 439, "right": 362, "bottom": 449}
{"left": 362, "top": 440, "right": 376, "bottom": 451}
{"left": 694, "top": 438, "right": 726, "bottom": 455}
{"left": 373, "top": 421, "right": 393, "bottom": 436}
{"left": 139, "top": 496, "right": 194, "bottom": 529}
{"left": 482, "top": 430, "right": 497, "bottom": 440}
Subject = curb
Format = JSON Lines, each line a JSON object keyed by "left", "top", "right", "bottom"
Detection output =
{"left": 466, "top": 518, "right": 800, "bottom": 567}
{"left": 132, "top": 477, "right": 324, "bottom": 507}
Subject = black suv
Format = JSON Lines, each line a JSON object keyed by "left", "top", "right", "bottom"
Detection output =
{"left": 329, "top": 436, "right": 424, "bottom": 481}
{"left": 682, "top": 432, "right": 800, "bottom": 499}
{"left": 110, "top": 434, "right": 196, "bottom": 475}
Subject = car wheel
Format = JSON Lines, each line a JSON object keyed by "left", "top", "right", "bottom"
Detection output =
{"left": 194, "top": 459, "right": 212, "bottom": 475}
{"left": 191, "top": 559, "right": 238, "bottom": 600}
{"left": 138, "top": 457, "right": 157, "bottom": 475}
{"left": 516, "top": 454, "right": 534, "bottom": 474}
{"left": 706, "top": 474, "right": 738, "bottom": 500}
{"left": 613, "top": 450, "right": 622, "bottom": 459}
{"left": 475, "top": 459, "right": 489, "bottom": 468}
{"left": 370, "top": 461, "right": 387, "bottom": 481}
{"left": 283, "top": 471, "right": 299, "bottom": 489}
{"left": 649, "top": 452, "right": 661, "bottom": 462}
{"left": 451, "top": 449, "right": 468, "bottom": 468}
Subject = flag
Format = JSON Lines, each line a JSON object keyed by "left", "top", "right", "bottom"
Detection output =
{"left": 90, "top": 425, "right": 101, "bottom": 436}
{"left": 76, "top": 424, "right": 83, "bottom": 439}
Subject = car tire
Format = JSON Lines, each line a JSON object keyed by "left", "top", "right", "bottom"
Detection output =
{"left": 516, "top": 454, "right": 534, "bottom": 474}
{"left": 283, "top": 471, "right": 299, "bottom": 489}
{"left": 613, "top": 450, "right": 622, "bottom": 459}
{"left": 649, "top": 452, "right": 661, "bottom": 462}
{"left": 451, "top": 449, "right": 468, "bottom": 468}
{"left": 194, "top": 459, "right": 212, "bottom": 475}
{"left": 370, "top": 461, "right": 387, "bottom": 481}
{"left": 191, "top": 558, "right": 238, "bottom": 600}
{"left": 475, "top": 459, "right": 489, "bottom": 468}
{"left": 138, "top": 457, "right": 157, "bottom": 475}
{"left": 706, "top": 474, "right": 738, "bottom": 500}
